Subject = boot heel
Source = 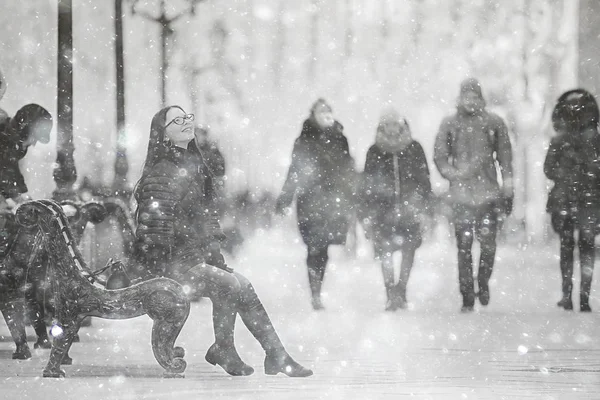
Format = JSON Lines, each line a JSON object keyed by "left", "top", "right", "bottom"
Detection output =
{"left": 205, "top": 352, "right": 217, "bottom": 366}
{"left": 264, "top": 364, "right": 279, "bottom": 375}
{"left": 264, "top": 354, "right": 313, "bottom": 377}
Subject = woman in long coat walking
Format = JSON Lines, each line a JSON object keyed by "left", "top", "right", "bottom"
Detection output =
{"left": 544, "top": 89, "right": 600, "bottom": 312}
{"left": 276, "top": 99, "right": 356, "bottom": 310}
{"left": 359, "top": 109, "right": 432, "bottom": 310}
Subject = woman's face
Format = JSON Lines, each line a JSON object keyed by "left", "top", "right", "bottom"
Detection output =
{"left": 164, "top": 107, "right": 194, "bottom": 147}
{"left": 381, "top": 120, "right": 411, "bottom": 146}
{"left": 314, "top": 109, "right": 334, "bottom": 129}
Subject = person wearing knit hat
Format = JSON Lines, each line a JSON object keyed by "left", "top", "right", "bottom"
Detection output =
{"left": 276, "top": 98, "right": 356, "bottom": 310}
{"left": 433, "top": 78, "right": 514, "bottom": 313}
{"left": 359, "top": 108, "right": 432, "bottom": 311}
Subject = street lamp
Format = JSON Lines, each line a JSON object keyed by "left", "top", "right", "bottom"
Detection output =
{"left": 131, "top": 0, "right": 205, "bottom": 108}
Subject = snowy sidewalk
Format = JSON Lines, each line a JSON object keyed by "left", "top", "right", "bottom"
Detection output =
{"left": 1, "top": 225, "right": 599, "bottom": 399}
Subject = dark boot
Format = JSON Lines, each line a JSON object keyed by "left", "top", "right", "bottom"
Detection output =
{"left": 384, "top": 287, "right": 397, "bottom": 311}
{"left": 264, "top": 351, "right": 313, "bottom": 377}
{"left": 237, "top": 280, "right": 312, "bottom": 377}
{"left": 557, "top": 296, "right": 573, "bottom": 310}
{"left": 207, "top": 300, "right": 254, "bottom": 376}
{"left": 477, "top": 282, "right": 490, "bottom": 306}
{"left": 205, "top": 343, "right": 254, "bottom": 376}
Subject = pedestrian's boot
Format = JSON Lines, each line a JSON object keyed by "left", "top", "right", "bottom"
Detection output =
{"left": 580, "top": 294, "right": 592, "bottom": 313}
{"left": 384, "top": 286, "right": 397, "bottom": 311}
{"left": 205, "top": 343, "right": 255, "bottom": 376}
{"left": 309, "top": 273, "right": 324, "bottom": 311}
{"left": 264, "top": 351, "right": 313, "bottom": 377}
{"left": 461, "top": 294, "right": 475, "bottom": 313}
{"left": 556, "top": 292, "right": 573, "bottom": 311}
{"left": 556, "top": 296, "right": 573, "bottom": 310}
{"left": 393, "top": 284, "right": 407, "bottom": 310}
{"left": 477, "top": 281, "right": 490, "bottom": 307}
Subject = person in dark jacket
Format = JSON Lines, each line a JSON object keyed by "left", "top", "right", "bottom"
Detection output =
{"left": 0, "top": 104, "right": 52, "bottom": 349}
{"left": 134, "top": 106, "right": 312, "bottom": 377}
{"left": 0, "top": 104, "right": 52, "bottom": 204}
{"left": 434, "top": 78, "right": 513, "bottom": 312}
{"left": 275, "top": 98, "right": 356, "bottom": 310}
{"left": 360, "top": 108, "right": 432, "bottom": 311}
{"left": 544, "top": 89, "right": 600, "bottom": 312}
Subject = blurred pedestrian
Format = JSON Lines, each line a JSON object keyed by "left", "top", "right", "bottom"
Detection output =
{"left": 0, "top": 103, "right": 53, "bottom": 349}
{"left": 359, "top": 108, "right": 432, "bottom": 311}
{"left": 544, "top": 89, "right": 600, "bottom": 312}
{"left": 0, "top": 104, "right": 52, "bottom": 206}
{"left": 134, "top": 106, "right": 312, "bottom": 377}
{"left": 276, "top": 98, "right": 356, "bottom": 310}
{"left": 434, "top": 78, "right": 513, "bottom": 313}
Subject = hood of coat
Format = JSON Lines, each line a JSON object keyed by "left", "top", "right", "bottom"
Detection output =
{"left": 301, "top": 117, "right": 344, "bottom": 139}
{"left": 457, "top": 78, "right": 486, "bottom": 115}
{"left": 374, "top": 110, "right": 413, "bottom": 153}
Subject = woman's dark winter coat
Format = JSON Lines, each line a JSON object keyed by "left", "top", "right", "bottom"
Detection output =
{"left": 134, "top": 146, "right": 223, "bottom": 276}
{"left": 359, "top": 140, "right": 432, "bottom": 251}
{"left": 277, "top": 118, "right": 355, "bottom": 248}
{"left": 544, "top": 131, "right": 600, "bottom": 214}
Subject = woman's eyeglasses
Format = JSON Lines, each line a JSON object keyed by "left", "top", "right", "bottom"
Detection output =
{"left": 166, "top": 113, "right": 194, "bottom": 128}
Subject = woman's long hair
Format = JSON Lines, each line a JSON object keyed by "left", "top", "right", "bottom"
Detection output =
{"left": 134, "top": 105, "right": 185, "bottom": 202}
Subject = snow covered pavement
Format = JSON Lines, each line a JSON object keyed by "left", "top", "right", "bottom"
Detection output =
{"left": 1, "top": 224, "right": 599, "bottom": 399}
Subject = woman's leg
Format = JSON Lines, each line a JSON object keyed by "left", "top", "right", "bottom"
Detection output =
{"left": 306, "top": 245, "right": 328, "bottom": 310}
{"left": 380, "top": 253, "right": 396, "bottom": 311}
{"left": 173, "top": 262, "right": 254, "bottom": 376}
{"left": 578, "top": 219, "right": 595, "bottom": 313}
{"left": 234, "top": 273, "right": 313, "bottom": 377}
{"left": 552, "top": 213, "right": 575, "bottom": 310}
{"left": 395, "top": 245, "right": 417, "bottom": 309}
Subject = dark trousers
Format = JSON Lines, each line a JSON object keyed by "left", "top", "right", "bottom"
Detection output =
{"left": 551, "top": 211, "right": 597, "bottom": 306}
{"left": 453, "top": 204, "right": 498, "bottom": 307}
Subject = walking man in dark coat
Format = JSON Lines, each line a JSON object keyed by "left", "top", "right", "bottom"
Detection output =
{"left": 276, "top": 98, "right": 356, "bottom": 310}
{"left": 434, "top": 78, "right": 514, "bottom": 312}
